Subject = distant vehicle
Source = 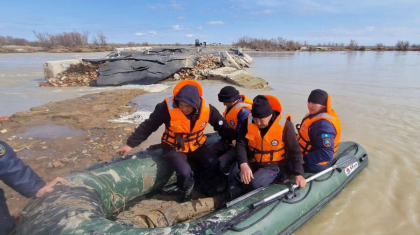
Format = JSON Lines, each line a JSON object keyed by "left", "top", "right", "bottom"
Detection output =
{"left": 195, "top": 39, "right": 200, "bottom": 47}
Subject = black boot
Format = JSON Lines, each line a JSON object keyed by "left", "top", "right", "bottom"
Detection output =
{"left": 215, "top": 174, "right": 228, "bottom": 193}
{"left": 181, "top": 183, "right": 194, "bottom": 203}
{"left": 228, "top": 185, "right": 242, "bottom": 200}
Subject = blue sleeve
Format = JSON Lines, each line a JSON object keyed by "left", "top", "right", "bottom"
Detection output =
{"left": 0, "top": 141, "right": 46, "bottom": 198}
{"left": 236, "top": 108, "right": 251, "bottom": 135}
{"left": 303, "top": 120, "right": 336, "bottom": 165}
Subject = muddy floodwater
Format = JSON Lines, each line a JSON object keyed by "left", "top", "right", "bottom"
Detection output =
{"left": 1, "top": 51, "right": 420, "bottom": 234}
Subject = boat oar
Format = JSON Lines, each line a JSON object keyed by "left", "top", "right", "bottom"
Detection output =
{"left": 226, "top": 186, "right": 269, "bottom": 208}
{"left": 252, "top": 154, "right": 358, "bottom": 209}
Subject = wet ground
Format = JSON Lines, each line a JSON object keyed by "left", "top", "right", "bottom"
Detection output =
{"left": 0, "top": 89, "right": 148, "bottom": 217}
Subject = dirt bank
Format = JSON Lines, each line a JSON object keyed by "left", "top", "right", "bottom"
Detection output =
{"left": 0, "top": 89, "right": 147, "bottom": 217}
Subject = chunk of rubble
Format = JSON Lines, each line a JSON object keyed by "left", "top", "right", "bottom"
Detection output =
{"left": 208, "top": 67, "right": 271, "bottom": 89}
{"left": 41, "top": 47, "right": 269, "bottom": 89}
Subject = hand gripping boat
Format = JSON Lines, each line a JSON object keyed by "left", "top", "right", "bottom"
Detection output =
{"left": 17, "top": 134, "right": 368, "bottom": 235}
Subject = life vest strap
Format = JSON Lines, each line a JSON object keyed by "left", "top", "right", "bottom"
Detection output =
{"left": 250, "top": 147, "right": 285, "bottom": 163}
{"left": 162, "top": 128, "right": 205, "bottom": 150}
{"left": 297, "top": 135, "right": 311, "bottom": 155}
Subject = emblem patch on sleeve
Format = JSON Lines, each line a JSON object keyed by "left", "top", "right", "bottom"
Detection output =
{"left": 321, "top": 133, "right": 332, "bottom": 147}
{"left": 0, "top": 144, "right": 6, "bottom": 157}
{"left": 323, "top": 138, "right": 332, "bottom": 147}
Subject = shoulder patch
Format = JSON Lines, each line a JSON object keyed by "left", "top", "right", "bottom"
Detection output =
{"left": 0, "top": 144, "right": 5, "bottom": 157}
{"left": 323, "top": 138, "right": 332, "bottom": 148}
{"left": 321, "top": 133, "right": 331, "bottom": 138}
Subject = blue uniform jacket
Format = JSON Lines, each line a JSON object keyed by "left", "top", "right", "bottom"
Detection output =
{"left": 0, "top": 140, "right": 46, "bottom": 235}
{"left": 0, "top": 140, "right": 45, "bottom": 198}
{"left": 303, "top": 120, "right": 336, "bottom": 173}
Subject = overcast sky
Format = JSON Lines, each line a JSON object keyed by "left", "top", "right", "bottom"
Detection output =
{"left": 1, "top": 0, "right": 419, "bottom": 46}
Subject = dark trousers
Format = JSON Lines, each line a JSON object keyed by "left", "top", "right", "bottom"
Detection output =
{"left": 163, "top": 145, "right": 218, "bottom": 191}
{"left": 228, "top": 163, "right": 280, "bottom": 191}
{"left": 209, "top": 140, "right": 237, "bottom": 174}
{"left": 0, "top": 189, "right": 15, "bottom": 235}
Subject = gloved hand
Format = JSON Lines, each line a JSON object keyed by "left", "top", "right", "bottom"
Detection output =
{"left": 174, "top": 134, "right": 185, "bottom": 151}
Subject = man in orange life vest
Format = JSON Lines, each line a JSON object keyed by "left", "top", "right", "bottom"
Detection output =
{"left": 210, "top": 86, "right": 252, "bottom": 174}
{"left": 229, "top": 95, "right": 306, "bottom": 197}
{"left": 297, "top": 89, "right": 341, "bottom": 173}
{"left": 115, "top": 80, "right": 235, "bottom": 202}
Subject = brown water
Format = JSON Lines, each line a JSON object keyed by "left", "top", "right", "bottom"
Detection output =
{"left": 136, "top": 51, "right": 420, "bottom": 234}
{"left": 245, "top": 51, "right": 420, "bottom": 235}
{"left": 2, "top": 51, "right": 420, "bottom": 234}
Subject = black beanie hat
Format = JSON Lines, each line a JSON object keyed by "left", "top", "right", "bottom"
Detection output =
{"left": 308, "top": 89, "right": 328, "bottom": 105}
{"left": 252, "top": 95, "right": 273, "bottom": 118}
{"left": 218, "top": 86, "right": 240, "bottom": 102}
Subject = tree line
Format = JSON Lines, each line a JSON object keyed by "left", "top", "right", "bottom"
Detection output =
{"left": 32, "top": 31, "right": 107, "bottom": 49}
{"left": 232, "top": 37, "right": 419, "bottom": 51}
{"left": 0, "top": 31, "right": 109, "bottom": 51}
{"left": 1, "top": 32, "right": 419, "bottom": 51}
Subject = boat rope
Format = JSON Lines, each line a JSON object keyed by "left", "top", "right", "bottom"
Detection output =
{"left": 225, "top": 181, "right": 314, "bottom": 231}
{"left": 227, "top": 200, "right": 282, "bottom": 232}
{"left": 142, "top": 214, "right": 159, "bottom": 228}
{"left": 154, "top": 209, "right": 171, "bottom": 226}
{"left": 135, "top": 209, "right": 171, "bottom": 227}
{"left": 314, "top": 170, "right": 334, "bottom": 182}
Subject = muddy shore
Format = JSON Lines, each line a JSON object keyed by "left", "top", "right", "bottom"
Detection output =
{"left": 0, "top": 89, "right": 150, "bottom": 217}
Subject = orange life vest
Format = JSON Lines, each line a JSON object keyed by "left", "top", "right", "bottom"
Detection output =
{"left": 245, "top": 95, "right": 291, "bottom": 163}
{"left": 223, "top": 94, "right": 252, "bottom": 130}
{"left": 297, "top": 95, "right": 341, "bottom": 165}
{"left": 161, "top": 80, "right": 210, "bottom": 153}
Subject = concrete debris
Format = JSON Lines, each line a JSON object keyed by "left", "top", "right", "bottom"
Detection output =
{"left": 166, "top": 54, "right": 220, "bottom": 81}
{"left": 208, "top": 67, "right": 271, "bottom": 89}
{"left": 41, "top": 47, "right": 268, "bottom": 89}
{"left": 40, "top": 62, "right": 102, "bottom": 87}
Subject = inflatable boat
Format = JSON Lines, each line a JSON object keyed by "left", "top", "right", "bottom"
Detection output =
{"left": 17, "top": 134, "right": 368, "bottom": 235}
